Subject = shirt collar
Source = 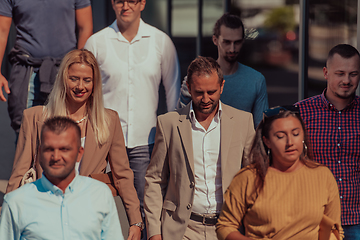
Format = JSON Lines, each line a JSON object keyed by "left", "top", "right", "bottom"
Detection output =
{"left": 320, "top": 88, "right": 359, "bottom": 111}
{"left": 40, "top": 173, "right": 78, "bottom": 195}
{"left": 109, "top": 19, "right": 150, "bottom": 42}
{"left": 135, "top": 19, "right": 151, "bottom": 38}
{"left": 189, "top": 100, "right": 223, "bottom": 124}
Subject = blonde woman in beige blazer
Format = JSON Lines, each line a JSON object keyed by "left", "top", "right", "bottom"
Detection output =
{"left": 6, "top": 49, "right": 143, "bottom": 240}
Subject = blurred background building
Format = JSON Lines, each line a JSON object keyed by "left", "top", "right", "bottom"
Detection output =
{"left": 87, "top": 0, "right": 358, "bottom": 107}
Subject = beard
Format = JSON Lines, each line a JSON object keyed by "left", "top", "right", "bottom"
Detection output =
{"left": 334, "top": 84, "right": 356, "bottom": 99}
{"left": 224, "top": 52, "right": 239, "bottom": 64}
{"left": 193, "top": 99, "right": 219, "bottom": 115}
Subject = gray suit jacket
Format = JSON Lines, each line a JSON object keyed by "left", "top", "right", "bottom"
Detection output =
{"left": 144, "top": 103, "right": 255, "bottom": 239}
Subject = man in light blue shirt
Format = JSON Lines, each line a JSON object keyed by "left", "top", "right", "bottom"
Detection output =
{"left": 0, "top": 117, "right": 123, "bottom": 240}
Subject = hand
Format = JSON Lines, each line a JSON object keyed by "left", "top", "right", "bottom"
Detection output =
{"left": 0, "top": 74, "right": 10, "bottom": 102}
{"left": 149, "top": 235, "right": 162, "bottom": 240}
{"left": 127, "top": 225, "right": 142, "bottom": 240}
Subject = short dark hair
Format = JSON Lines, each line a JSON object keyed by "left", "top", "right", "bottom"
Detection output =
{"left": 327, "top": 44, "right": 360, "bottom": 64}
{"left": 187, "top": 56, "right": 224, "bottom": 85}
{"left": 41, "top": 117, "right": 81, "bottom": 148}
{"left": 213, "top": 13, "right": 245, "bottom": 39}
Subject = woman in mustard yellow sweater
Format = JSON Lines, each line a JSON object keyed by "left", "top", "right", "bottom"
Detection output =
{"left": 216, "top": 106, "right": 343, "bottom": 240}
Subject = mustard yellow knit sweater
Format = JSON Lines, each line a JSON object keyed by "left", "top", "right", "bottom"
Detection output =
{"left": 216, "top": 164, "right": 342, "bottom": 240}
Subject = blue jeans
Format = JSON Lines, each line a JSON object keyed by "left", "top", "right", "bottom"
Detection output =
{"left": 343, "top": 224, "right": 360, "bottom": 240}
{"left": 127, "top": 144, "right": 154, "bottom": 240}
{"left": 27, "top": 71, "right": 41, "bottom": 108}
{"left": 15, "top": 71, "right": 43, "bottom": 142}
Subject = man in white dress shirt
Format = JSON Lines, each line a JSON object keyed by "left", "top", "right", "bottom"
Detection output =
{"left": 85, "top": 1, "right": 180, "bottom": 239}
{"left": 144, "top": 56, "right": 255, "bottom": 240}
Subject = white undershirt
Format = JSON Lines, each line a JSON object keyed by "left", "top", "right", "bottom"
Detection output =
{"left": 189, "top": 101, "right": 223, "bottom": 214}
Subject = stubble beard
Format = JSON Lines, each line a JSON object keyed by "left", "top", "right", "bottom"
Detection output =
{"left": 335, "top": 84, "right": 356, "bottom": 99}
{"left": 224, "top": 53, "right": 239, "bottom": 64}
{"left": 194, "top": 100, "right": 219, "bottom": 115}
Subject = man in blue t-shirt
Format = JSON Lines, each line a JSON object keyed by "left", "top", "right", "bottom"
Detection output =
{"left": 177, "top": 13, "right": 268, "bottom": 128}
{"left": 0, "top": 0, "right": 93, "bottom": 134}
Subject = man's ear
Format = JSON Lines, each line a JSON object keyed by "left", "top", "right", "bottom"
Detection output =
{"left": 76, "top": 147, "right": 84, "bottom": 163}
{"left": 220, "top": 80, "right": 225, "bottom": 94}
{"left": 186, "top": 80, "right": 191, "bottom": 92}
{"left": 140, "top": 0, "right": 146, "bottom": 11}
{"left": 323, "top": 66, "right": 328, "bottom": 80}
{"left": 212, "top": 35, "right": 218, "bottom": 46}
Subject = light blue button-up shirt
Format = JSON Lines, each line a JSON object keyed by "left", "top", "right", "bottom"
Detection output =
{"left": 0, "top": 174, "right": 123, "bottom": 240}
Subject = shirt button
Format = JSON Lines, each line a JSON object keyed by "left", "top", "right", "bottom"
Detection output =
{"left": 338, "top": 161, "right": 341, "bottom": 163}
{"left": 187, "top": 203, "right": 192, "bottom": 209}
{"left": 339, "top": 178, "right": 342, "bottom": 181}
{"left": 339, "top": 111, "right": 341, "bottom": 114}
{"left": 340, "top": 196, "right": 343, "bottom": 199}
{"left": 338, "top": 127, "right": 341, "bottom": 130}
{"left": 337, "top": 143, "right": 340, "bottom": 147}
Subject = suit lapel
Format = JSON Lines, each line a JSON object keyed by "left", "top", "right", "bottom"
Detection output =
{"left": 177, "top": 106, "right": 195, "bottom": 175}
{"left": 36, "top": 120, "right": 43, "bottom": 146}
{"left": 79, "top": 121, "right": 97, "bottom": 175}
{"left": 35, "top": 120, "right": 44, "bottom": 164}
{"left": 220, "top": 106, "right": 234, "bottom": 193}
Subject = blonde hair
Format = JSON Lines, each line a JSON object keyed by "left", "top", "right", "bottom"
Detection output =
{"left": 44, "top": 49, "right": 110, "bottom": 145}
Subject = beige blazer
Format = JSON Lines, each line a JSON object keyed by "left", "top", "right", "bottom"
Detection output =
{"left": 144, "top": 103, "right": 255, "bottom": 240}
{"left": 6, "top": 106, "right": 142, "bottom": 225}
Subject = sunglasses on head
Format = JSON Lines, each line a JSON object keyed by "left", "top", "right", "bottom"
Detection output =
{"left": 263, "top": 105, "right": 299, "bottom": 118}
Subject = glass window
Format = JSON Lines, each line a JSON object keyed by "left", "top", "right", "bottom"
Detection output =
{"left": 231, "top": 0, "right": 300, "bottom": 106}
{"left": 308, "top": 0, "right": 357, "bottom": 96}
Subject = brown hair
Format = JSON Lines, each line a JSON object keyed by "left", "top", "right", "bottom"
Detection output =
{"left": 213, "top": 13, "right": 245, "bottom": 39}
{"left": 327, "top": 44, "right": 360, "bottom": 63}
{"left": 186, "top": 56, "right": 224, "bottom": 86}
{"left": 41, "top": 116, "right": 81, "bottom": 148}
{"left": 249, "top": 109, "right": 317, "bottom": 191}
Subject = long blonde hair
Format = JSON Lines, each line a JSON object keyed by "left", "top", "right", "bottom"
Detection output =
{"left": 44, "top": 49, "right": 110, "bottom": 145}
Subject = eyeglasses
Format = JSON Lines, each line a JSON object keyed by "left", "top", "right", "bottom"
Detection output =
{"left": 114, "top": 0, "right": 140, "bottom": 8}
{"left": 263, "top": 105, "right": 299, "bottom": 118}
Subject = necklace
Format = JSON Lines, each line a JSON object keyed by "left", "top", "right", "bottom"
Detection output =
{"left": 76, "top": 115, "right": 87, "bottom": 124}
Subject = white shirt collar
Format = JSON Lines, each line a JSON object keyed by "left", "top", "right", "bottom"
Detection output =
{"left": 189, "top": 100, "right": 223, "bottom": 124}
{"left": 110, "top": 19, "right": 151, "bottom": 42}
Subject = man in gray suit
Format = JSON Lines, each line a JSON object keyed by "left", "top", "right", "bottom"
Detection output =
{"left": 144, "top": 56, "right": 255, "bottom": 240}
